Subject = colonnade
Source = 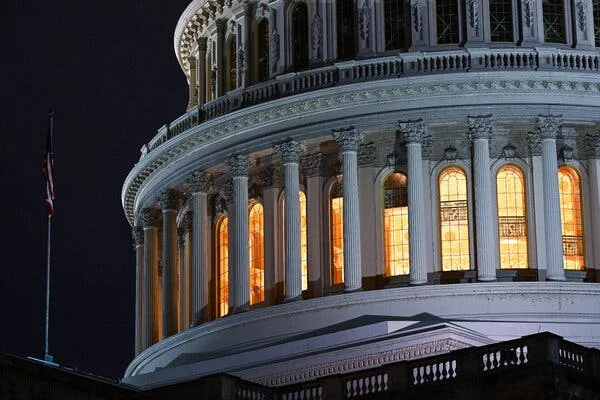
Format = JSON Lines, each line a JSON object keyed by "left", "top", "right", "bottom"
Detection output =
{"left": 132, "top": 115, "right": 600, "bottom": 354}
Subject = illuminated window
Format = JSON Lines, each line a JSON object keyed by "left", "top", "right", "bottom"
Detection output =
{"left": 383, "top": 173, "right": 409, "bottom": 276}
{"left": 542, "top": 0, "right": 566, "bottom": 43}
{"left": 300, "top": 191, "right": 308, "bottom": 291}
{"left": 249, "top": 203, "right": 265, "bottom": 304}
{"left": 439, "top": 167, "right": 470, "bottom": 271}
{"left": 384, "top": 0, "right": 408, "bottom": 50}
{"left": 435, "top": 0, "right": 459, "bottom": 44}
{"left": 489, "top": 0, "right": 514, "bottom": 42}
{"left": 496, "top": 165, "right": 528, "bottom": 269}
{"left": 226, "top": 37, "right": 237, "bottom": 92}
{"left": 217, "top": 216, "right": 229, "bottom": 317}
{"left": 337, "top": 0, "right": 355, "bottom": 59}
{"left": 256, "top": 19, "right": 270, "bottom": 83}
{"left": 330, "top": 176, "right": 344, "bottom": 284}
{"left": 558, "top": 166, "right": 585, "bottom": 270}
{"left": 292, "top": 2, "right": 309, "bottom": 70}
{"left": 594, "top": 1, "right": 600, "bottom": 47}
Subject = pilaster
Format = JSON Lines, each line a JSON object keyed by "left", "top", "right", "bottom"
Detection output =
{"left": 187, "top": 57, "right": 198, "bottom": 109}
{"left": 409, "top": 0, "right": 429, "bottom": 48}
{"left": 358, "top": 143, "right": 378, "bottom": 286}
{"left": 586, "top": 132, "right": 600, "bottom": 269}
{"left": 197, "top": 38, "right": 207, "bottom": 105}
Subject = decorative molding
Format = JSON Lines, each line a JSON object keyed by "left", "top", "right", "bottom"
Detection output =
{"left": 536, "top": 114, "right": 563, "bottom": 140}
{"left": 237, "top": 48, "right": 246, "bottom": 84}
{"left": 140, "top": 207, "right": 161, "bottom": 228}
{"left": 523, "top": 0, "right": 535, "bottom": 29}
{"left": 561, "top": 145, "right": 574, "bottom": 161}
{"left": 467, "top": 114, "right": 493, "bottom": 141}
{"left": 178, "top": 211, "right": 193, "bottom": 235}
{"left": 226, "top": 154, "right": 254, "bottom": 176}
{"left": 466, "top": 0, "right": 480, "bottom": 35}
{"left": 412, "top": 3, "right": 424, "bottom": 32}
{"left": 270, "top": 26, "right": 280, "bottom": 71}
{"left": 528, "top": 131, "right": 542, "bottom": 156}
{"left": 276, "top": 140, "right": 306, "bottom": 164}
{"left": 187, "top": 171, "right": 213, "bottom": 193}
{"left": 333, "top": 126, "right": 363, "bottom": 152}
{"left": 358, "top": 142, "right": 377, "bottom": 167}
{"left": 398, "top": 119, "right": 425, "bottom": 144}
{"left": 584, "top": 131, "right": 600, "bottom": 158}
{"left": 158, "top": 188, "right": 183, "bottom": 211}
{"left": 301, "top": 153, "right": 325, "bottom": 177}
{"left": 358, "top": 1, "right": 370, "bottom": 41}
{"left": 256, "top": 166, "right": 282, "bottom": 188}
{"left": 311, "top": 9, "right": 322, "bottom": 54}
{"left": 132, "top": 226, "right": 144, "bottom": 247}
{"left": 444, "top": 146, "right": 458, "bottom": 160}
{"left": 503, "top": 144, "right": 516, "bottom": 159}
{"left": 576, "top": 1, "right": 587, "bottom": 33}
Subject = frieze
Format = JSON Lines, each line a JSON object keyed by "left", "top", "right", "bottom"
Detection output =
{"left": 333, "top": 127, "right": 363, "bottom": 152}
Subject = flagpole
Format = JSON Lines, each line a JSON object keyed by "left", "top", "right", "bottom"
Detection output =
{"left": 43, "top": 110, "right": 55, "bottom": 364}
{"left": 44, "top": 214, "right": 52, "bottom": 361}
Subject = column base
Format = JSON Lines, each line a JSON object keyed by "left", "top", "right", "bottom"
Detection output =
{"left": 409, "top": 279, "right": 427, "bottom": 285}
{"left": 284, "top": 295, "right": 303, "bottom": 303}
{"left": 232, "top": 304, "right": 250, "bottom": 314}
{"left": 344, "top": 287, "right": 363, "bottom": 293}
{"left": 477, "top": 276, "right": 497, "bottom": 282}
{"left": 546, "top": 275, "right": 567, "bottom": 281}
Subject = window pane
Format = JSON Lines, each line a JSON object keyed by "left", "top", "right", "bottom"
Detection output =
{"left": 490, "top": 0, "right": 514, "bottom": 42}
{"left": 543, "top": 0, "right": 566, "bottom": 43}
{"left": 558, "top": 167, "right": 585, "bottom": 270}
{"left": 496, "top": 165, "right": 528, "bottom": 269}
{"left": 226, "top": 37, "right": 237, "bottom": 92}
{"left": 436, "top": 0, "right": 459, "bottom": 44}
{"left": 249, "top": 203, "right": 265, "bottom": 304}
{"left": 336, "top": 0, "right": 356, "bottom": 59}
{"left": 384, "top": 173, "right": 409, "bottom": 276}
{"left": 594, "top": 0, "right": 600, "bottom": 47}
{"left": 218, "top": 217, "right": 229, "bottom": 317}
{"left": 300, "top": 191, "right": 308, "bottom": 291}
{"left": 384, "top": 0, "right": 407, "bottom": 50}
{"left": 439, "top": 167, "right": 470, "bottom": 271}
{"left": 331, "top": 177, "right": 344, "bottom": 283}
{"left": 257, "top": 19, "right": 270, "bottom": 82}
{"left": 292, "top": 3, "right": 309, "bottom": 70}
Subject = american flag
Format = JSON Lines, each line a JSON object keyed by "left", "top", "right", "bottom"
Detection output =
{"left": 43, "top": 112, "right": 56, "bottom": 216}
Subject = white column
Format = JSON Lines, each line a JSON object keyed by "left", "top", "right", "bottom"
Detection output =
{"left": 187, "top": 172, "right": 212, "bottom": 325}
{"left": 132, "top": 226, "right": 144, "bottom": 356}
{"left": 303, "top": 154, "right": 325, "bottom": 298}
{"left": 276, "top": 141, "right": 306, "bottom": 301}
{"left": 468, "top": 115, "right": 498, "bottom": 281}
{"left": 158, "top": 189, "right": 181, "bottom": 338}
{"left": 399, "top": 120, "right": 428, "bottom": 285}
{"left": 588, "top": 133, "right": 600, "bottom": 269}
{"left": 537, "top": 115, "right": 565, "bottom": 280}
{"left": 227, "top": 155, "right": 254, "bottom": 312}
{"left": 140, "top": 207, "right": 160, "bottom": 348}
{"left": 333, "top": 127, "right": 363, "bottom": 292}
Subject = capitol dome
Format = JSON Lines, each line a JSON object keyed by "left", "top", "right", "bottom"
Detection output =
{"left": 121, "top": 0, "right": 600, "bottom": 389}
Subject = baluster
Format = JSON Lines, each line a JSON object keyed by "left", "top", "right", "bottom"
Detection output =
{"left": 522, "top": 346, "right": 529, "bottom": 363}
{"left": 413, "top": 367, "right": 419, "bottom": 385}
{"left": 377, "top": 373, "right": 383, "bottom": 391}
{"left": 383, "top": 373, "right": 388, "bottom": 390}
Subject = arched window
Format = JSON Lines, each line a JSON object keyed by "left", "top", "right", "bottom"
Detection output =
{"left": 300, "top": 191, "right": 308, "bottom": 291}
{"left": 384, "top": 0, "right": 408, "bottom": 50}
{"left": 217, "top": 216, "right": 229, "bottom": 317}
{"left": 558, "top": 166, "right": 585, "bottom": 270}
{"left": 292, "top": 2, "right": 309, "bottom": 70}
{"left": 383, "top": 173, "right": 409, "bottom": 276}
{"left": 439, "top": 167, "right": 470, "bottom": 271}
{"left": 542, "top": 0, "right": 566, "bottom": 43}
{"left": 336, "top": 0, "right": 356, "bottom": 59}
{"left": 249, "top": 203, "right": 265, "bottom": 304}
{"left": 496, "top": 165, "right": 528, "bottom": 269}
{"left": 489, "top": 0, "right": 514, "bottom": 42}
{"left": 256, "top": 18, "right": 270, "bottom": 82}
{"left": 435, "top": 0, "right": 459, "bottom": 44}
{"left": 330, "top": 176, "right": 344, "bottom": 284}
{"left": 225, "top": 36, "right": 237, "bottom": 92}
{"left": 594, "top": 0, "right": 600, "bottom": 47}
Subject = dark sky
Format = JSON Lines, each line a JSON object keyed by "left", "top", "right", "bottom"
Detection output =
{"left": 2, "top": 0, "right": 191, "bottom": 379}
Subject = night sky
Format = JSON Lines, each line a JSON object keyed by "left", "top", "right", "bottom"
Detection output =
{"left": 3, "top": 1, "right": 192, "bottom": 379}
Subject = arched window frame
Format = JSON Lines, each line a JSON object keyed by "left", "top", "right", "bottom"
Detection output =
{"left": 288, "top": 1, "right": 310, "bottom": 71}
{"left": 215, "top": 214, "right": 230, "bottom": 317}
{"left": 490, "top": 158, "right": 536, "bottom": 271}
{"left": 485, "top": 0, "right": 518, "bottom": 43}
{"left": 248, "top": 201, "right": 265, "bottom": 305}
{"left": 541, "top": 0, "right": 573, "bottom": 45}
{"left": 323, "top": 175, "right": 344, "bottom": 286}
{"left": 430, "top": 161, "right": 475, "bottom": 272}
{"left": 558, "top": 161, "right": 592, "bottom": 271}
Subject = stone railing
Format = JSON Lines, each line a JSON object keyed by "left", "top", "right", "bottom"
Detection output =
{"left": 142, "top": 47, "right": 600, "bottom": 156}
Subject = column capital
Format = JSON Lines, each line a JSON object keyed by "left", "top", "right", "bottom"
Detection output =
{"left": 139, "top": 207, "right": 161, "bottom": 228}
{"left": 197, "top": 36, "right": 207, "bottom": 51}
{"left": 301, "top": 153, "right": 325, "bottom": 177}
{"left": 177, "top": 211, "right": 193, "bottom": 236}
{"left": 467, "top": 114, "right": 493, "bottom": 140}
{"left": 398, "top": 119, "right": 425, "bottom": 144}
{"left": 585, "top": 131, "right": 600, "bottom": 158}
{"left": 132, "top": 226, "right": 144, "bottom": 247}
{"left": 358, "top": 142, "right": 377, "bottom": 167}
{"left": 158, "top": 188, "right": 183, "bottom": 211}
{"left": 256, "top": 166, "right": 282, "bottom": 188}
{"left": 528, "top": 131, "right": 542, "bottom": 156}
{"left": 187, "top": 171, "right": 213, "bottom": 194}
{"left": 333, "top": 126, "right": 363, "bottom": 152}
{"left": 219, "top": 183, "right": 235, "bottom": 208}
{"left": 536, "top": 115, "right": 563, "bottom": 139}
{"left": 276, "top": 140, "right": 306, "bottom": 164}
{"left": 227, "top": 154, "right": 254, "bottom": 177}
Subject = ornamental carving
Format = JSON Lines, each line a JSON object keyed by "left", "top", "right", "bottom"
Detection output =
{"left": 467, "top": 114, "right": 493, "bottom": 141}
{"left": 158, "top": 188, "right": 182, "bottom": 210}
{"left": 140, "top": 207, "right": 161, "bottom": 228}
{"left": 536, "top": 115, "right": 563, "bottom": 139}
{"left": 466, "top": 0, "right": 480, "bottom": 35}
{"left": 237, "top": 47, "right": 246, "bottom": 83}
{"left": 584, "top": 131, "right": 600, "bottom": 158}
{"left": 333, "top": 126, "right": 363, "bottom": 152}
{"left": 276, "top": 140, "right": 306, "bottom": 164}
{"left": 311, "top": 10, "right": 322, "bottom": 54}
{"left": 256, "top": 166, "right": 282, "bottom": 188}
{"left": 359, "top": 2, "right": 370, "bottom": 41}
{"left": 187, "top": 171, "right": 213, "bottom": 193}
{"left": 412, "top": 3, "right": 423, "bottom": 32}
{"left": 301, "top": 153, "right": 325, "bottom": 177}
{"left": 226, "top": 154, "right": 254, "bottom": 176}
{"left": 561, "top": 145, "right": 574, "bottom": 161}
{"left": 398, "top": 119, "right": 425, "bottom": 144}
{"left": 270, "top": 26, "right": 280, "bottom": 71}
{"left": 178, "top": 211, "right": 193, "bottom": 235}
{"left": 132, "top": 226, "right": 144, "bottom": 246}
{"left": 523, "top": 0, "right": 535, "bottom": 29}
{"left": 528, "top": 131, "right": 542, "bottom": 156}
{"left": 358, "top": 143, "right": 377, "bottom": 166}
{"left": 503, "top": 144, "right": 516, "bottom": 159}
{"left": 576, "top": 1, "right": 587, "bottom": 33}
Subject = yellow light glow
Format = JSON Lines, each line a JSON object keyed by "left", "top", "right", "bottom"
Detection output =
{"left": 331, "top": 176, "right": 344, "bottom": 284}
{"left": 217, "top": 217, "right": 229, "bottom": 317}
{"left": 439, "top": 167, "right": 470, "bottom": 271}
{"left": 383, "top": 173, "right": 409, "bottom": 276}
{"left": 558, "top": 166, "right": 585, "bottom": 270}
{"left": 300, "top": 191, "right": 308, "bottom": 291}
{"left": 249, "top": 203, "right": 265, "bottom": 304}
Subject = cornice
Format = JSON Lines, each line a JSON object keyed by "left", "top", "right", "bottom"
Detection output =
{"left": 121, "top": 71, "right": 600, "bottom": 225}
